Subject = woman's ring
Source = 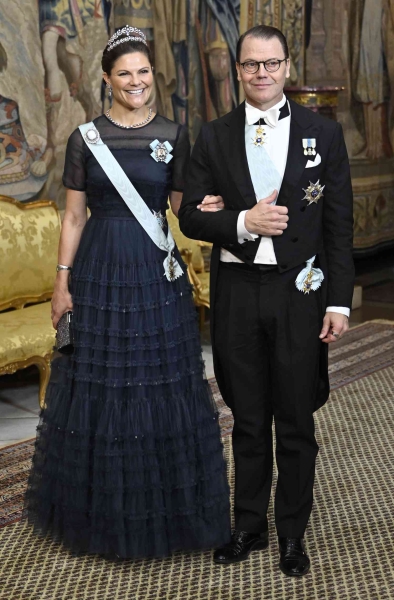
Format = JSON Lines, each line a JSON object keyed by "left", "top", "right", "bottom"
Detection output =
{"left": 332, "top": 331, "right": 340, "bottom": 338}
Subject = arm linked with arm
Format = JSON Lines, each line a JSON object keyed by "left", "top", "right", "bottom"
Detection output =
{"left": 178, "top": 124, "right": 240, "bottom": 244}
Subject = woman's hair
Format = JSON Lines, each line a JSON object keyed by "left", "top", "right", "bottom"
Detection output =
{"left": 236, "top": 25, "right": 289, "bottom": 63}
{"left": 102, "top": 27, "right": 152, "bottom": 75}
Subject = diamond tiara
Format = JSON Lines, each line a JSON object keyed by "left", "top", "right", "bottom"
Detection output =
{"left": 106, "top": 26, "right": 147, "bottom": 51}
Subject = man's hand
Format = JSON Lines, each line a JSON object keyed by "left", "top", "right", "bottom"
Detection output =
{"left": 319, "top": 312, "right": 349, "bottom": 344}
{"left": 197, "top": 195, "right": 224, "bottom": 212}
{"left": 244, "top": 190, "right": 289, "bottom": 236}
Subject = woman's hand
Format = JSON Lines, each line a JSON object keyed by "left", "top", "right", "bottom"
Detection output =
{"left": 197, "top": 195, "right": 224, "bottom": 212}
{"left": 51, "top": 286, "right": 73, "bottom": 329}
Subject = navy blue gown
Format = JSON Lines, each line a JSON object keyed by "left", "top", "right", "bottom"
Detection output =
{"left": 25, "top": 114, "right": 230, "bottom": 558}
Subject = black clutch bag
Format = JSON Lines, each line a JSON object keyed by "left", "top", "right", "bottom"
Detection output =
{"left": 56, "top": 311, "right": 74, "bottom": 355}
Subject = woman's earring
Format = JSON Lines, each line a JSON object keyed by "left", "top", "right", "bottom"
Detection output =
{"left": 106, "top": 83, "right": 112, "bottom": 98}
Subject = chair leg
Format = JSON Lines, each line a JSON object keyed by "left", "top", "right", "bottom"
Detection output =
{"left": 36, "top": 354, "right": 52, "bottom": 409}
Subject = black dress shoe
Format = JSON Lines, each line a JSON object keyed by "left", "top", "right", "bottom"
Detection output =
{"left": 278, "top": 537, "right": 310, "bottom": 577}
{"left": 213, "top": 530, "right": 269, "bottom": 565}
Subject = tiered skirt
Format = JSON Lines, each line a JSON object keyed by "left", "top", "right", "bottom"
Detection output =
{"left": 24, "top": 216, "right": 230, "bottom": 558}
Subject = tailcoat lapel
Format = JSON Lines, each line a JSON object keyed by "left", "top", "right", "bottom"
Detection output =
{"left": 219, "top": 99, "right": 321, "bottom": 209}
{"left": 277, "top": 99, "right": 321, "bottom": 207}
{"left": 221, "top": 102, "right": 256, "bottom": 208}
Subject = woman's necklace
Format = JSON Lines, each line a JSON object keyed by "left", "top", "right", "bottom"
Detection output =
{"left": 105, "top": 108, "right": 153, "bottom": 129}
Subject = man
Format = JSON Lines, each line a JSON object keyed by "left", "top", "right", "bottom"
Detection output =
{"left": 179, "top": 25, "right": 354, "bottom": 577}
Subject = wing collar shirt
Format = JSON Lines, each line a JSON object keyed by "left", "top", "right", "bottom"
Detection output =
{"left": 219, "top": 95, "right": 350, "bottom": 317}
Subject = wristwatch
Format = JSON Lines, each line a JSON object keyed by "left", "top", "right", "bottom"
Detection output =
{"left": 56, "top": 264, "right": 72, "bottom": 272}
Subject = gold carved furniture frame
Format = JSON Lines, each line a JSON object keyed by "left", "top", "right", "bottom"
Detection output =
{"left": 0, "top": 196, "right": 60, "bottom": 408}
{"left": 166, "top": 209, "right": 211, "bottom": 329}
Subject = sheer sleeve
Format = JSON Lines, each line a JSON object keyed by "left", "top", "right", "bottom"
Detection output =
{"left": 62, "top": 128, "right": 87, "bottom": 191}
{"left": 171, "top": 125, "right": 190, "bottom": 192}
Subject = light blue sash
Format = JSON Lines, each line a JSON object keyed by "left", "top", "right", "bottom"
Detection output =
{"left": 245, "top": 124, "right": 324, "bottom": 294}
{"left": 245, "top": 130, "right": 282, "bottom": 203}
{"left": 79, "top": 122, "right": 183, "bottom": 282}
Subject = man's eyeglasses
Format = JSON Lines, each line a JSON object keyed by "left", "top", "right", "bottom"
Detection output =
{"left": 239, "top": 58, "right": 288, "bottom": 74}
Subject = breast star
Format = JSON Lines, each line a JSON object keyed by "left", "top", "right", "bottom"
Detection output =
{"left": 302, "top": 180, "right": 325, "bottom": 206}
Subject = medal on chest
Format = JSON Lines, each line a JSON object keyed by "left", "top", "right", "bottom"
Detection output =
{"left": 302, "top": 138, "right": 316, "bottom": 156}
{"left": 252, "top": 120, "right": 267, "bottom": 147}
{"left": 150, "top": 139, "right": 173, "bottom": 163}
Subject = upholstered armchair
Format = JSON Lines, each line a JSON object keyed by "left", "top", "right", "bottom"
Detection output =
{"left": 166, "top": 208, "right": 211, "bottom": 328}
{"left": 0, "top": 196, "right": 60, "bottom": 408}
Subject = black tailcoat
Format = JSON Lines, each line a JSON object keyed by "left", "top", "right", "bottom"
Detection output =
{"left": 179, "top": 99, "right": 354, "bottom": 411}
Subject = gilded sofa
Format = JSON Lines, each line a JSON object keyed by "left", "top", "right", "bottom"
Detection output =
{"left": 0, "top": 196, "right": 60, "bottom": 408}
{"left": 167, "top": 209, "right": 211, "bottom": 328}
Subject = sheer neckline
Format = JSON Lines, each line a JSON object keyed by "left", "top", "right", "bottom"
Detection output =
{"left": 102, "top": 112, "right": 158, "bottom": 130}
{"left": 63, "top": 114, "right": 190, "bottom": 192}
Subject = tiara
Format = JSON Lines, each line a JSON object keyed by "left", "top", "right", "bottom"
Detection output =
{"left": 106, "top": 26, "right": 147, "bottom": 50}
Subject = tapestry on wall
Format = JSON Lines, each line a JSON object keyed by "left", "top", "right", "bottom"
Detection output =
{"left": 301, "top": 0, "right": 394, "bottom": 252}
{"left": 0, "top": 0, "right": 305, "bottom": 209}
{"left": 0, "top": 0, "right": 109, "bottom": 208}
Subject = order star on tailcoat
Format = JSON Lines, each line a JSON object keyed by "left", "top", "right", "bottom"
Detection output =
{"left": 179, "top": 98, "right": 354, "bottom": 411}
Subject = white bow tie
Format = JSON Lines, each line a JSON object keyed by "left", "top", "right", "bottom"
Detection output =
{"left": 248, "top": 106, "right": 279, "bottom": 129}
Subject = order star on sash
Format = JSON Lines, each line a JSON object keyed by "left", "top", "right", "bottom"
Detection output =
{"left": 252, "top": 123, "right": 267, "bottom": 147}
{"left": 302, "top": 180, "right": 325, "bottom": 206}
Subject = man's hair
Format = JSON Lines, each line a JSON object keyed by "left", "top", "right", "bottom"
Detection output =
{"left": 236, "top": 25, "right": 289, "bottom": 63}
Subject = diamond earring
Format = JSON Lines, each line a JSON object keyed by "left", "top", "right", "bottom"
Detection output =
{"left": 106, "top": 83, "right": 112, "bottom": 98}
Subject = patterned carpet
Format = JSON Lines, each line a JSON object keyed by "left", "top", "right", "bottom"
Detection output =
{"left": 215, "top": 319, "right": 394, "bottom": 437}
{"left": 0, "top": 321, "right": 394, "bottom": 599}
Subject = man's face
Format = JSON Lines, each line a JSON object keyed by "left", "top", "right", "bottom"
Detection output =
{"left": 236, "top": 35, "right": 290, "bottom": 111}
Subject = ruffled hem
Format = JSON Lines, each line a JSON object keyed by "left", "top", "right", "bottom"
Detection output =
{"left": 25, "top": 381, "right": 231, "bottom": 558}
{"left": 24, "top": 507, "right": 231, "bottom": 559}
{"left": 72, "top": 290, "right": 185, "bottom": 313}
{"left": 24, "top": 215, "right": 231, "bottom": 558}
{"left": 73, "top": 331, "right": 197, "bottom": 352}
{"left": 73, "top": 312, "right": 196, "bottom": 338}
{"left": 61, "top": 366, "right": 204, "bottom": 388}
{"left": 73, "top": 349, "right": 202, "bottom": 368}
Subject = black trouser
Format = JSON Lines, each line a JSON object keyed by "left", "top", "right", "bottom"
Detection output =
{"left": 214, "top": 262, "right": 322, "bottom": 538}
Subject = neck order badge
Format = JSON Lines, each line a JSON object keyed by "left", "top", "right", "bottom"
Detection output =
{"left": 252, "top": 121, "right": 267, "bottom": 147}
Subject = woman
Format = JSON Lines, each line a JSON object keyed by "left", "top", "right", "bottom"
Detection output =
{"left": 25, "top": 26, "right": 230, "bottom": 559}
